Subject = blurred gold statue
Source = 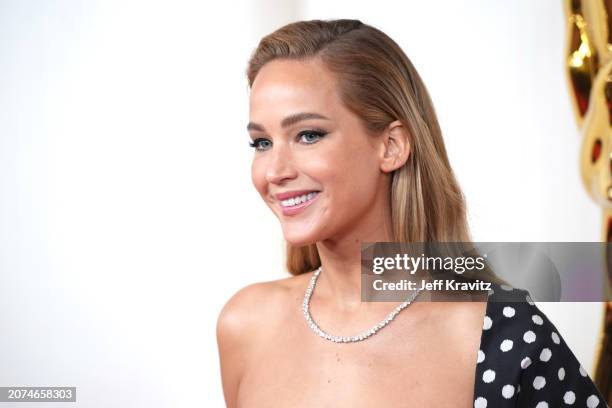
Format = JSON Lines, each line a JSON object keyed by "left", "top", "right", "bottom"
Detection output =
{"left": 564, "top": 0, "right": 612, "bottom": 401}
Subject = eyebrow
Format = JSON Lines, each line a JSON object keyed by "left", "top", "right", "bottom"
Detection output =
{"left": 246, "top": 112, "right": 330, "bottom": 132}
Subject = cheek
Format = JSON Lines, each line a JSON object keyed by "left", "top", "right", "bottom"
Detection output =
{"left": 308, "top": 154, "right": 364, "bottom": 207}
{"left": 250, "top": 158, "right": 267, "bottom": 195}
{"left": 332, "top": 150, "right": 379, "bottom": 204}
{"left": 332, "top": 146, "right": 378, "bottom": 189}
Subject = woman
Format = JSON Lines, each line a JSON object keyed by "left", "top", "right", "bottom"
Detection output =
{"left": 217, "top": 19, "right": 607, "bottom": 407}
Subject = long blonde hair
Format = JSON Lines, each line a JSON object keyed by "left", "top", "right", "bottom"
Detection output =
{"left": 247, "top": 19, "right": 496, "bottom": 282}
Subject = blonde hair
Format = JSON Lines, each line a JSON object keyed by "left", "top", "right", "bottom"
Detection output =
{"left": 247, "top": 19, "right": 501, "bottom": 284}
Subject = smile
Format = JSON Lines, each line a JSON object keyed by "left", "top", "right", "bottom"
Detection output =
{"left": 279, "top": 191, "right": 320, "bottom": 216}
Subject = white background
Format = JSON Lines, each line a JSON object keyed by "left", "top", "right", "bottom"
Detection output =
{"left": 0, "top": 0, "right": 604, "bottom": 406}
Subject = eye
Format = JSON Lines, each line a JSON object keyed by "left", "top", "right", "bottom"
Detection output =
{"left": 249, "top": 138, "right": 272, "bottom": 151}
{"left": 298, "top": 130, "right": 327, "bottom": 144}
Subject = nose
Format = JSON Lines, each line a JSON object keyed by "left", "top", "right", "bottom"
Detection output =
{"left": 265, "top": 143, "right": 297, "bottom": 185}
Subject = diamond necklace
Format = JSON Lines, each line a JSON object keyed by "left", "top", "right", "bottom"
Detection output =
{"left": 302, "top": 266, "right": 421, "bottom": 343}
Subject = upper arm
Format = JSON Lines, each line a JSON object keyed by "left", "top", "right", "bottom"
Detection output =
{"left": 515, "top": 303, "right": 608, "bottom": 407}
{"left": 474, "top": 287, "right": 608, "bottom": 408}
{"left": 216, "top": 283, "right": 266, "bottom": 408}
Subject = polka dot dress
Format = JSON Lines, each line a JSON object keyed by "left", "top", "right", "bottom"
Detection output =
{"left": 473, "top": 282, "right": 608, "bottom": 408}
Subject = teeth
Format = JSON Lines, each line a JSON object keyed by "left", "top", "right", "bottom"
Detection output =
{"left": 281, "top": 192, "right": 318, "bottom": 207}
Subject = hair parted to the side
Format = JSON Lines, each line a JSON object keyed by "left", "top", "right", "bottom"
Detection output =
{"left": 246, "top": 19, "right": 503, "bottom": 284}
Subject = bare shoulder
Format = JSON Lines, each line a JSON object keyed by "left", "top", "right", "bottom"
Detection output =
{"left": 216, "top": 271, "right": 312, "bottom": 340}
{"left": 424, "top": 296, "right": 488, "bottom": 339}
{"left": 215, "top": 271, "right": 313, "bottom": 407}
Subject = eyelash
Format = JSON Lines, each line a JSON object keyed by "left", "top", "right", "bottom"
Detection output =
{"left": 248, "top": 130, "right": 327, "bottom": 151}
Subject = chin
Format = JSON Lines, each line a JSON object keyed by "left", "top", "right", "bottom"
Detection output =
{"left": 281, "top": 227, "right": 321, "bottom": 247}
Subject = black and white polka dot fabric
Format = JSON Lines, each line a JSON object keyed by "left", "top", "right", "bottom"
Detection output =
{"left": 473, "top": 282, "right": 608, "bottom": 408}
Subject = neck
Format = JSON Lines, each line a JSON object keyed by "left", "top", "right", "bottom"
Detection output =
{"left": 314, "top": 203, "right": 394, "bottom": 311}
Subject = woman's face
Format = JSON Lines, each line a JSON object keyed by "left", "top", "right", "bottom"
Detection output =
{"left": 248, "top": 58, "right": 389, "bottom": 246}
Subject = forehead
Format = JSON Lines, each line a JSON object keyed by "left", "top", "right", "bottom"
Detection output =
{"left": 249, "top": 58, "right": 341, "bottom": 119}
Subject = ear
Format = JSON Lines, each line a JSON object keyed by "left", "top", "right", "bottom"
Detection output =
{"left": 379, "top": 120, "right": 411, "bottom": 173}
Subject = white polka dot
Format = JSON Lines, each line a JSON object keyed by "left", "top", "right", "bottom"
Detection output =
{"left": 533, "top": 376, "right": 546, "bottom": 390}
{"left": 539, "top": 348, "right": 552, "bottom": 362}
{"left": 558, "top": 367, "right": 566, "bottom": 380}
{"left": 501, "top": 384, "right": 515, "bottom": 399}
{"left": 523, "top": 330, "right": 536, "bottom": 343}
{"left": 532, "top": 314, "right": 543, "bottom": 325}
{"left": 517, "top": 384, "right": 521, "bottom": 393}
{"left": 483, "top": 316, "right": 492, "bottom": 330}
{"left": 500, "top": 284, "right": 513, "bottom": 291}
{"left": 526, "top": 295, "right": 535, "bottom": 305}
{"left": 474, "top": 397, "right": 487, "bottom": 408}
{"left": 587, "top": 395, "right": 600, "bottom": 407}
{"left": 551, "top": 332, "right": 560, "bottom": 344}
{"left": 503, "top": 306, "right": 515, "bottom": 317}
{"left": 535, "top": 402, "right": 548, "bottom": 408}
{"left": 483, "top": 369, "right": 496, "bottom": 383}
{"left": 563, "top": 390, "right": 576, "bottom": 404}
{"left": 580, "top": 365, "right": 588, "bottom": 377}
{"left": 477, "top": 350, "right": 485, "bottom": 363}
{"left": 500, "top": 339, "right": 513, "bottom": 352}
{"left": 520, "top": 357, "right": 532, "bottom": 369}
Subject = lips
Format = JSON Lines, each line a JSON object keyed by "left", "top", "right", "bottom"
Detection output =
{"left": 274, "top": 190, "right": 321, "bottom": 216}
{"left": 274, "top": 189, "right": 320, "bottom": 201}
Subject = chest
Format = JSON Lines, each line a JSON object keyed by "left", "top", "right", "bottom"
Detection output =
{"left": 237, "top": 310, "right": 482, "bottom": 408}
